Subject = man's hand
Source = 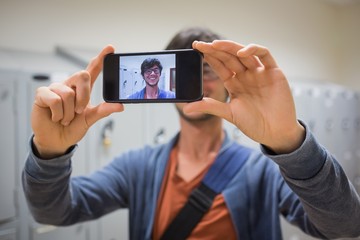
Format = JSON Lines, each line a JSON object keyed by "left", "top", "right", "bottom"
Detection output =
{"left": 188, "top": 40, "right": 305, "bottom": 154}
{"left": 31, "top": 45, "right": 124, "bottom": 159}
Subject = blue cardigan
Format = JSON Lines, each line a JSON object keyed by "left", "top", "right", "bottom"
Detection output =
{"left": 22, "top": 123, "right": 360, "bottom": 239}
{"left": 127, "top": 87, "right": 175, "bottom": 99}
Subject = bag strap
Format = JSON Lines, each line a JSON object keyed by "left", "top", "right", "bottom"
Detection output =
{"left": 160, "top": 142, "right": 252, "bottom": 240}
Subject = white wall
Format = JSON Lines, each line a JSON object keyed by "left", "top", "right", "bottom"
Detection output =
{"left": 0, "top": 0, "right": 359, "bottom": 89}
{"left": 339, "top": 3, "right": 360, "bottom": 90}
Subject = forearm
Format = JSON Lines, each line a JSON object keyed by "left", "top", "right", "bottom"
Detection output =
{"left": 22, "top": 138, "right": 78, "bottom": 225}
{"left": 262, "top": 121, "right": 360, "bottom": 238}
{"left": 23, "top": 137, "right": 130, "bottom": 226}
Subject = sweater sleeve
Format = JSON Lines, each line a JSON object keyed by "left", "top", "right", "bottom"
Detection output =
{"left": 261, "top": 122, "right": 360, "bottom": 239}
{"left": 22, "top": 137, "right": 130, "bottom": 226}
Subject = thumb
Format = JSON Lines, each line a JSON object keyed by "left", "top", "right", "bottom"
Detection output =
{"left": 86, "top": 102, "right": 124, "bottom": 127}
{"left": 183, "top": 97, "right": 232, "bottom": 122}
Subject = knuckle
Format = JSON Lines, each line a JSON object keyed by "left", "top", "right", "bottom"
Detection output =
{"left": 50, "top": 85, "right": 75, "bottom": 102}
{"left": 78, "top": 70, "right": 91, "bottom": 83}
{"left": 62, "top": 88, "right": 75, "bottom": 100}
{"left": 35, "top": 86, "right": 47, "bottom": 96}
{"left": 48, "top": 82, "right": 61, "bottom": 90}
{"left": 49, "top": 95, "right": 62, "bottom": 106}
{"left": 62, "top": 112, "right": 75, "bottom": 123}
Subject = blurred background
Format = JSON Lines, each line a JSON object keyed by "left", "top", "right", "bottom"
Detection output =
{"left": 0, "top": 0, "right": 359, "bottom": 239}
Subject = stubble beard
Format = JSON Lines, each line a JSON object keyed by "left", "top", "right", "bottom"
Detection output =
{"left": 175, "top": 105, "right": 215, "bottom": 124}
{"left": 175, "top": 90, "right": 229, "bottom": 124}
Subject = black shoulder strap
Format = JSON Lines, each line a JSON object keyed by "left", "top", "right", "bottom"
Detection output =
{"left": 160, "top": 143, "right": 252, "bottom": 240}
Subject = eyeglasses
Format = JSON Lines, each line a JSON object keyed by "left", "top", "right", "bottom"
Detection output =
{"left": 144, "top": 68, "right": 160, "bottom": 75}
{"left": 203, "top": 65, "right": 219, "bottom": 81}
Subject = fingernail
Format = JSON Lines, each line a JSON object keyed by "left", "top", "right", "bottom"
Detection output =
{"left": 62, "top": 121, "right": 70, "bottom": 126}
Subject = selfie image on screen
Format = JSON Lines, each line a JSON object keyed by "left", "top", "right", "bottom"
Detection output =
{"left": 119, "top": 54, "right": 176, "bottom": 100}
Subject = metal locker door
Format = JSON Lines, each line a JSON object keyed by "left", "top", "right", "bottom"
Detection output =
{"left": 354, "top": 92, "right": 360, "bottom": 194}
{"left": 308, "top": 84, "right": 336, "bottom": 151}
{"left": 17, "top": 51, "right": 90, "bottom": 240}
{"left": 329, "top": 88, "right": 357, "bottom": 183}
{"left": 291, "top": 81, "right": 319, "bottom": 132}
{"left": 0, "top": 77, "right": 16, "bottom": 222}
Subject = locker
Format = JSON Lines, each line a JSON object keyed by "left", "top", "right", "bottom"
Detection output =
{"left": 329, "top": 87, "right": 358, "bottom": 182}
{"left": 0, "top": 228, "right": 16, "bottom": 240}
{"left": 355, "top": 92, "right": 360, "bottom": 193}
{"left": 23, "top": 52, "right": 90, "bottom": 240}
{"left": 0, "top": 48, "right": 93, "bottom": 240}
{"left": 0, "top": 77, "right": 17, "bottom": 222}
{"left": 291, "top": 81, "right": 320, "bottom": 132}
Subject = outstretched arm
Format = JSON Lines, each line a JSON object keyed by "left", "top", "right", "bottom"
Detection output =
{"left": 191, "top": 40, "right": 360, "bottom": 238}
{"left": 23, "top": 45, "right": 125, "bottom": 225}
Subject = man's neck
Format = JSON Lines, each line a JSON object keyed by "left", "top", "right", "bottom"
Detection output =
{"left": 145, "top": 86, "right": 158, "bottom": 98}
{"left": 178, "top": 116, "right": 224, "bottom": 161}
{"left": 175, "top": 116, "right": 224, "bottom": 182}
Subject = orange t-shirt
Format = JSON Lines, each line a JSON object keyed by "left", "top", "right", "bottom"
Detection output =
{"left": 152, "top": 146, "right": 237, "bottom": 240}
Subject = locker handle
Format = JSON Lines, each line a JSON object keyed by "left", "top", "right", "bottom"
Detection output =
{"left": 154, "top": 128, "right": 166, "bottom": 144}
{"left": 33, "top": 74, "right": 50, "bottom": 81}
{"left": 102, "top": 120, "right": 114, "bottom": 148}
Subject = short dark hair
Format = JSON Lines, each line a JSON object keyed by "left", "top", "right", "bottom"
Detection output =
{"left": 141, "top": 58, "right": 163, "bottom": 76}
{"left": 165, "top": 27, "right": 223, "bottom": 50}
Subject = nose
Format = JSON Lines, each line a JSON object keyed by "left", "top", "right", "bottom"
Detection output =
{"left": 203, "top": 74, "right": 214, "bottom": 83}
{"left": 202, "top": 79, "right": 212, "bottom": 96}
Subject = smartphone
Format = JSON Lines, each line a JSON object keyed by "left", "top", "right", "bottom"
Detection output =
{"left": 103, "top": 49, "right": 203, "bottom": 103}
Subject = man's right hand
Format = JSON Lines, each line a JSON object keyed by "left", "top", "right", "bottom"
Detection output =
{"left": 31, "top": 45, "right": 124, "bottom": 159}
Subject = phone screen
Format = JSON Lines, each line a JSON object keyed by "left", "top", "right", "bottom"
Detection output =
{"left": 119, "top": 53, "right": 176, "bottom": 100}
{"left": 103, "top": 49, "right": 203, "bottom": 103}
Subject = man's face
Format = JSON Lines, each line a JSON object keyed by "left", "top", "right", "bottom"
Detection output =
{"left": 143, "top": 66, "right": 161, "bottom": 87}
{"left": 175, "top": 63, "right": 228, "bottom": 122}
